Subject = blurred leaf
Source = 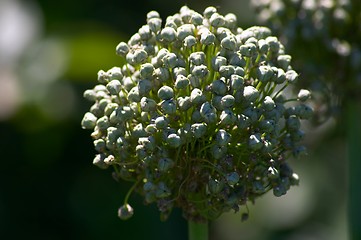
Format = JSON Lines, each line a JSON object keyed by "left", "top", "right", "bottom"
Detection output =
{"left": 65, "top": 27, "right": 126, "bottom": 81}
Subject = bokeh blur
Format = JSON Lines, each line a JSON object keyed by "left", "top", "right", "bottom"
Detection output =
{"left": 0, "top": 0, "right": 349, "bottom": 239}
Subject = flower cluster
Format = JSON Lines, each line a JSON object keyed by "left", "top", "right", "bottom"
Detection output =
{"left": 251, "top": 0, "right": 361, "bottom": 113}
{"left": 81, "top": 6, "right": 312, "bottom": 222}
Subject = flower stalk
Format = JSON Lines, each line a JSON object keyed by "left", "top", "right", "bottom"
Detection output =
{"left": 188, "top": 221, "right": 208, "bottom": 240}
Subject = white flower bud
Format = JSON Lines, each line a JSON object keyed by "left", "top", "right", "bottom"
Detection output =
{"left": 162, "top": 52, "right": 178, "bottom": 68}
{"left": 107, "top": 127, "right": 122, "bottom": 142}
{"left": 116, "top": 42, "right": 129, "bottom": 56}
{"left": 219, "top": 65, "right": 235, "bottom": 78}
{"left": 266, "top": 36, "right": 280, "bottom": 53}
{"left": 140, "top": 97, "right": 157, "bottom": 112}
{"left": 225, "top": 13, "right": 237, "bottom": 29}
{"left": 177, "top": 24, "right": 195, "bottom": 41}
{"left": 158, "top": 86, "right": 174, "bottom": 100}
{"left": 220, "top": 94, "right": 235, "bottom": 108}
{"left": 220, "top": 109, "right": 237, "bottom": 126}
{"left": 175, "top": 75, "right": 190, "bottom": 89}
{"left": 140, "top": 63, "right": 155, "bottom": 79}
{"left": 211, "top": 79, "right": 228, "bottom": 95}
{"left": 237, "top": 113, "right": 251, "bottom": 129}
{"left": 226, "top": 172, "right": 240, "bottom": 186}
{"left": 200, "top": 30, "right": 216, "bottom": 45}
{"left": 160, "top": 27, "right": 177, "bottom": 42}
{"left": 145, "top": 124, "right": 157, "bottom": 134}
{"left": 161, "top": 99, "right": 177, "bottom": 114}
{"left": 118, "top": 204, "right": 134, "bottom": 220}
{"left": 93, "top": 154, "right": 108, "bottom": 169}
{"left": 167, "top": 133, "right": 182, "bottom": 148}
{"left": 290, "top": 173, "right": 300, "bottom": 185}
{"left": 107, "top": 67, "right": 123, "bottom": 80}
{"left": 138, "top": 25, "right": 153, "bottom": 41}
{"left": 243, "top": 86, "right": 260, "bottom": 102}
{"left": 94, "top": 139, "right": 106, "bottom": 152}
{"left": 81, "top": 112, "right": 98, "bottom": 129}
{"left": 128, "top": 33, "right": 141, "bottom": 46}
{"left": 212, "top": 56, "right": 227, "bottom": 71}
{"left": 249, "top": 133, "right": 263, "bottom": 150}
{"left": 239, "top": 43, "right": 257, "bottom": 57}
{"left": 273, "top": 67, "right": 286, "bottom": 84}
{"left": 191, "top": 65, "right": 209, "bottom": 79}
{"left": 132, "top": 123, "right": 148, "bottom": 138}
{"left": 221, "top": 35, "right": 237, "bottom": 51}
{"left": 229, "top": 53, "right": 246, "bottom": 67}
{"left": 83, "top": 89, "right": 97, "bottom": 102}
{"left": 277, "top": 54, "right": 292, "bottom": 70}
{"left": 138, "top": 136, "right": 155, "bottom": 151}
{"left": 190, "top": 12, "right": 203, "bottom": 25}
{"left": 147, "top": 10, "right": 160, "bottom": 20}
{"left": 191, "top": 123, "right": 207, "bottom": 138}
{"left": 183, "top": 35, "right": 197, "bottom": 48}
{"left": 189, "top": 52, "right": 206, "bottom": 66}
{"left": 97, "top": 70, "right": 109, "bottom": 84}
{"left": 154, "top": 67, "right": 170, "bottom": 83}
{"left": 262, "top": 96, "right": 275, "bottom": 111}
{"left": 138, "top": 79, "right": 152, "bottom": 96}
{"left": 243, "top": 105, "right": 259, "bottom": 123}
{"left": 191, "top": 88, "right": 206, "bottom": 105}
{"left": 210, "top": 13, "right": 225, "bottom": 27}
{"left": 165, "top": 19, "right": 177, "bottom": 29}
{"left": 257, "top": 65, "right": 273, "bottom": 82}
{"left": 147, "top": 17, "right": 162, "bottom": 33}
{"left": 106, "top": 80, "right": 122, "bottom": 95}
{"left": 203, "top": 6, "right": 217, "bottom": 19}
{"left": 212, "top": 95, "right": 223, "bottom": 110}
{"left": 200, "top": 101, "right": 217, "bottom": 124}
{"left": 297, "top": 89, "right": 311, "bottom": 102}
{"left": 180, "top": 6, "right": 192, "bottom": 23}
{"left": 285, "top": 70, "right": 299, "bottom": 83}
{"left": 133, "top": 49, "right": 148, "bottom": 64}
{"left": 257, "top": 39, "right": 269, "bottom": 54}
{"left": 173, "top": 67, "right": 187, "bottom": 77}
{"left": 155, "top": 116, "right": 168, "bottom": 129}
{"left": 186, "top": 75, "right": 199, "bottom": 88}
{"left": 216, "top": 129, "right": 231, "bottom": 146}
{"left": 230, "top": 74, "right": 244, "bottom": 90}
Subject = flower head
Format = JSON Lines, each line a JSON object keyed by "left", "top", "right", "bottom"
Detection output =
{"left": 81, "top": 5, "right": 312, "bottom": 222}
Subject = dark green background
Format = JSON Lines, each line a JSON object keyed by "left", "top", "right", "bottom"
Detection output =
{"left": 0, "top": 0, "right": 348, "bottom": 239}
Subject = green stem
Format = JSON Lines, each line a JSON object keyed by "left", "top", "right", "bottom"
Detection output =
{"left": 347, "top": 101, "right": 361, "bottom": 240}
{"left": 188, "top": 220, "right": 208, "bottom": 240}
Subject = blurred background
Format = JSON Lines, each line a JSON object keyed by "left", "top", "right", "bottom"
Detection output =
{"left": 0, "top": 0, "right": 349, "bottom": 239}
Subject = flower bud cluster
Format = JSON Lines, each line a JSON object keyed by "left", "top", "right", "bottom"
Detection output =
{"left": 251, "top": 0, "right": 361, "bottom": 107}
{"left": 81, "top": 5, "right": 312, "bottom": 222}
{"left": 252, "top": 0, "right": 352, "bottom": 44}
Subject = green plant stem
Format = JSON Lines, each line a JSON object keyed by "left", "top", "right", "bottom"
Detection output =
{"left": 347, "top": 101, "right": 361, "bottom": 240}
{"left": 188, "top": 220, "right": 208, "bottom": 240}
